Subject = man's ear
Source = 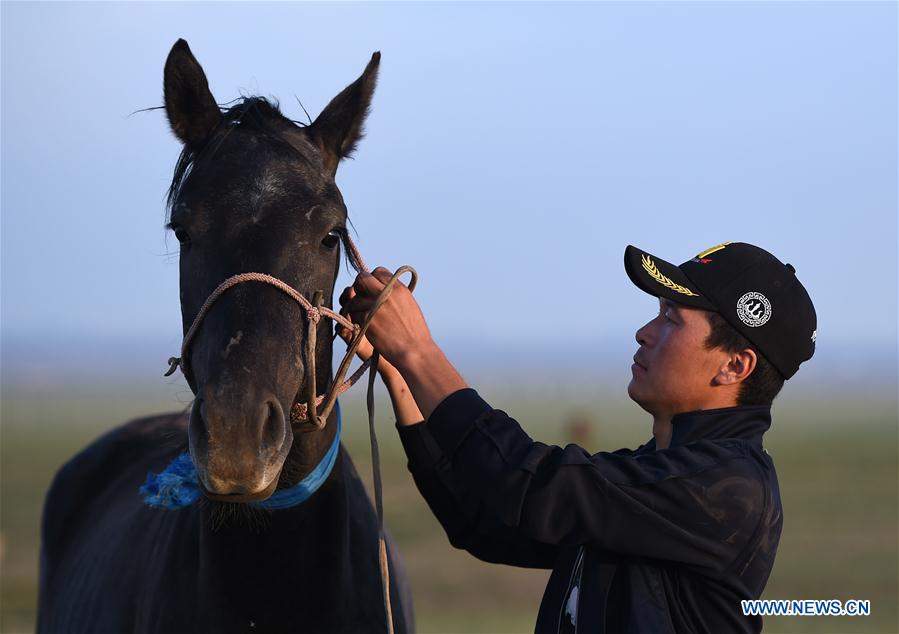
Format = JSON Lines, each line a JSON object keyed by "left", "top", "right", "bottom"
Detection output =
{"left": 308, "top": 52, "right": 380, "bottom": 177}
{"left": 713, "top": 349, "right": 758, "bottom": 387}
{"left": 164, "top": 39, "right": 222, "bottom": 150}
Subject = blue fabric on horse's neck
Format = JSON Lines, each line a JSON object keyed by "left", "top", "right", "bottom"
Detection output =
{"left": 140, "top": 401, "right": 341, "bottom": 510}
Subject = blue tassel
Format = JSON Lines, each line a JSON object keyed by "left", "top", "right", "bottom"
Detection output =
{"left": 140, "top": 453, "right": 201, "bottom": 508}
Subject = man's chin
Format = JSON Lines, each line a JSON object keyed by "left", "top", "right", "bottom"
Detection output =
{"left": 627, "top": 381, "right": 653, "bottom": 415}
{"left": 627, "top": 377, "right": 640, "bottom": 402}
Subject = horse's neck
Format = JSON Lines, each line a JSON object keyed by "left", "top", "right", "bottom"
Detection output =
{"left": 195, "top": 453, "right": 355, "bottom": 617}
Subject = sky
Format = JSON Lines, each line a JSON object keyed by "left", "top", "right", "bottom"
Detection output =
{"left": 2, "top": 2, "right": 896, "bottom": 387}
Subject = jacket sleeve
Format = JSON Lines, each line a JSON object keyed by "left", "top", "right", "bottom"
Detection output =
{"left": 398, "top": 416, "right": 559, "bottom": 569}
{"left": 398, "top": 388, "right": 766, "bottom": 575}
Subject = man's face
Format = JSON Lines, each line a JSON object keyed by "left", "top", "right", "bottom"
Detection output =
{"left": 628, "top": 298, "right": 729, "bottom": 419}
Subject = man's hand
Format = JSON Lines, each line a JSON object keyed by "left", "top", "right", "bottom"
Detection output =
{"left": 339, "top": 266, "right": 469, "bottom": 420}
{"left": 339, "top": 267, "right": 434, "bottom": 370}
{"left": 336, "top": 305, "right": 403, "bottom": 380}
{"left": 336, "top": 303, "right": 424, "bottom": 426}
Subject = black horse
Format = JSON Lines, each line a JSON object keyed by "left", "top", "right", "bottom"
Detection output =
{"left": 37, "top": 39, "right": 413, "bottom": 634}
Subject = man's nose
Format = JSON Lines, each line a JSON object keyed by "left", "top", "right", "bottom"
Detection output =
{"left": 635, "top": 319, "right": 654, "bottom": 346}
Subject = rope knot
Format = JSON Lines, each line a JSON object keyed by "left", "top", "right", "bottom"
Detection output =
{"left": 164, "top": 357, "right": 181, "bottom": 377}
{"left": 306, "top": 308, "right": 322, "bottom": 324}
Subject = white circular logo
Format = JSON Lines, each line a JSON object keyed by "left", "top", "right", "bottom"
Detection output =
{"left": 736, "top": 292, "right": 772, "bottom": 327}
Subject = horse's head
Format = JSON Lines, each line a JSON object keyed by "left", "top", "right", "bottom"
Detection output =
{"left": 163, "top": 39, "right": 378, "bottom": 502}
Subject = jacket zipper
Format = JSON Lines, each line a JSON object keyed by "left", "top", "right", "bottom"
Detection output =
{"left": 557, "top": 545, "right": 585, "bottom": 634}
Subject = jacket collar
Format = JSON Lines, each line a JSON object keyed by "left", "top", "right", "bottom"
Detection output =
{"left": 669, "top": 404, "right": 772, "bottom": 447}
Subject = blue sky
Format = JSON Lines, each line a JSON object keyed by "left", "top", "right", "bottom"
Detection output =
{"left": 2, "top": 2, "right": 896, "bottom": 366}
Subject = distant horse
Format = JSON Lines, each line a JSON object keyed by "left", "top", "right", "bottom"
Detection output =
{"left": 37, "top": 39, "right": 413, "bottom": 634}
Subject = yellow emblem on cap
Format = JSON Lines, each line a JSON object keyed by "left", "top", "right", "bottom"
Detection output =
{"left": 696, "top": 242, "right": 733, "bottom": 259}
{"left": 641, "top": 254, "right": 699, "bottom": 297}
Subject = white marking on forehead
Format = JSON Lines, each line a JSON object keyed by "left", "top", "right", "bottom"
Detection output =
{"left": 305, "top": 204, "right": 321, "bottom": 221}
{"left": 221, "top": 330, "right": 244, "bottom": 360}
{"left": 249, "top": 168, "right": 286, "bottom": 216}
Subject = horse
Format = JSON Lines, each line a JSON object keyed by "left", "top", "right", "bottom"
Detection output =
{"left": 37, "top": 39, "right": 413, "bottom": 634}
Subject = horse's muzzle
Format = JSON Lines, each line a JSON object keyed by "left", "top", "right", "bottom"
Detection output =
{"left": 188, "top": 394, "right": 293, "bottom": 501}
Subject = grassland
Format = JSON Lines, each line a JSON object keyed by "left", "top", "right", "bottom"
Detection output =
{"left": 2, "top": 382, "right": 896, "bottom": 633}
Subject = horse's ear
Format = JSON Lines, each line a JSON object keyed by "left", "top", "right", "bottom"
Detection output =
{"left": 309, "top": 52, "right": 380, "bottom": 176}
{"left": 164, "top": 39, "right": 221, "bottom": 150}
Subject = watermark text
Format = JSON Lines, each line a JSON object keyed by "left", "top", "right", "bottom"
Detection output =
{"left": 741, "top": 599, "right": 871, "bottom": 617}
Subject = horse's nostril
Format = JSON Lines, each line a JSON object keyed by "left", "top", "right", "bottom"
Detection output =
{"left": 259, "top": 400, "right": 286, "bottom": 452}
{"left": 188, "top": 398, "right": 209, "bottom": 454}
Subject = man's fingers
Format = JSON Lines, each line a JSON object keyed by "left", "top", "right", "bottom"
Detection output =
{"left": 344, "top": 291, "right": 376, "bottom": 325}
{"left": 345, "top": 295, "right": 376, "bottom": 315}
{"left": 353, "top": 268, "right": 409, "bottom": 298}
{"left": 371, "top": 267, "right": 394, "bottom": 284}
{"left": 352, "top": 272, "right": 386, "bottom": 297}
{"left": 372, "top": 266, "right": 411, "bottom": 291}
{"left": 338, "top": 285, "right": 355, "bottom": 307}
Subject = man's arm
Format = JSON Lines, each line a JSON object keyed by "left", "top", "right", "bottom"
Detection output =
{"left": 342, "top": 271, "right": 764, "bottom": 572}
{"left": 336, "top": 319, "right": 557, "bottom": 568}
{"left": 336, "top": 323, "right": 425, "bottom": 427}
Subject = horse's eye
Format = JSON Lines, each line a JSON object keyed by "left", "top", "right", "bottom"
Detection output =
{"left": 322, "top": 230, "right": 341, "bottom": 249}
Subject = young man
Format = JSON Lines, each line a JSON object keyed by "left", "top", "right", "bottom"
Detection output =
{"left": 340, "top": 242, "right": 816, "bottom": 633}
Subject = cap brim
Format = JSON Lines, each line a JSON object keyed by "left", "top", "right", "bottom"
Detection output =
{"left": 624, "top": 245, "right": 715, "bottom": 309}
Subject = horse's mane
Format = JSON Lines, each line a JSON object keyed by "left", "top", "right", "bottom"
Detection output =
{"left": 166, "top": 97, "right": 310, "bottom": 220}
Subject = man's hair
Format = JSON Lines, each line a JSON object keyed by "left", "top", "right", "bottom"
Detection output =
{"left": 704, "top": 311, "right": 785, "bottom": 406}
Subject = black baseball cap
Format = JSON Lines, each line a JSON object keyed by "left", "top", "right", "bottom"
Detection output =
{"left": 624, "top": 242, "right": 816, "bottom": 379}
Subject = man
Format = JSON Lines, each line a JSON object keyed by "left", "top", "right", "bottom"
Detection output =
{"left": 340, "top": 242, "right": 816, "bottom": 633}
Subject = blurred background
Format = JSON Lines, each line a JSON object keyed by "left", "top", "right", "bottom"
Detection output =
{"left": 2, "top": 2, "right": 896, "bottom": 633}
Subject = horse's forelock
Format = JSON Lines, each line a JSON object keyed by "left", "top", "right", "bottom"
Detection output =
{"left": 165, "top": 96, "right": 314, "bottom": 221}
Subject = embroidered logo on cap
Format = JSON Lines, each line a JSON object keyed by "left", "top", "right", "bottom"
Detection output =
{"left": 641, "top": 254, "right": 699, "bottom": 297}
{"left": 736, "top": 292, "right": 772, "bottom": 327}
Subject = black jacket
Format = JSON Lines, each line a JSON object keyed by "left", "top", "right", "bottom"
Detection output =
{"left": 397, "top": 389, "right": 783, "bottom": 633}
